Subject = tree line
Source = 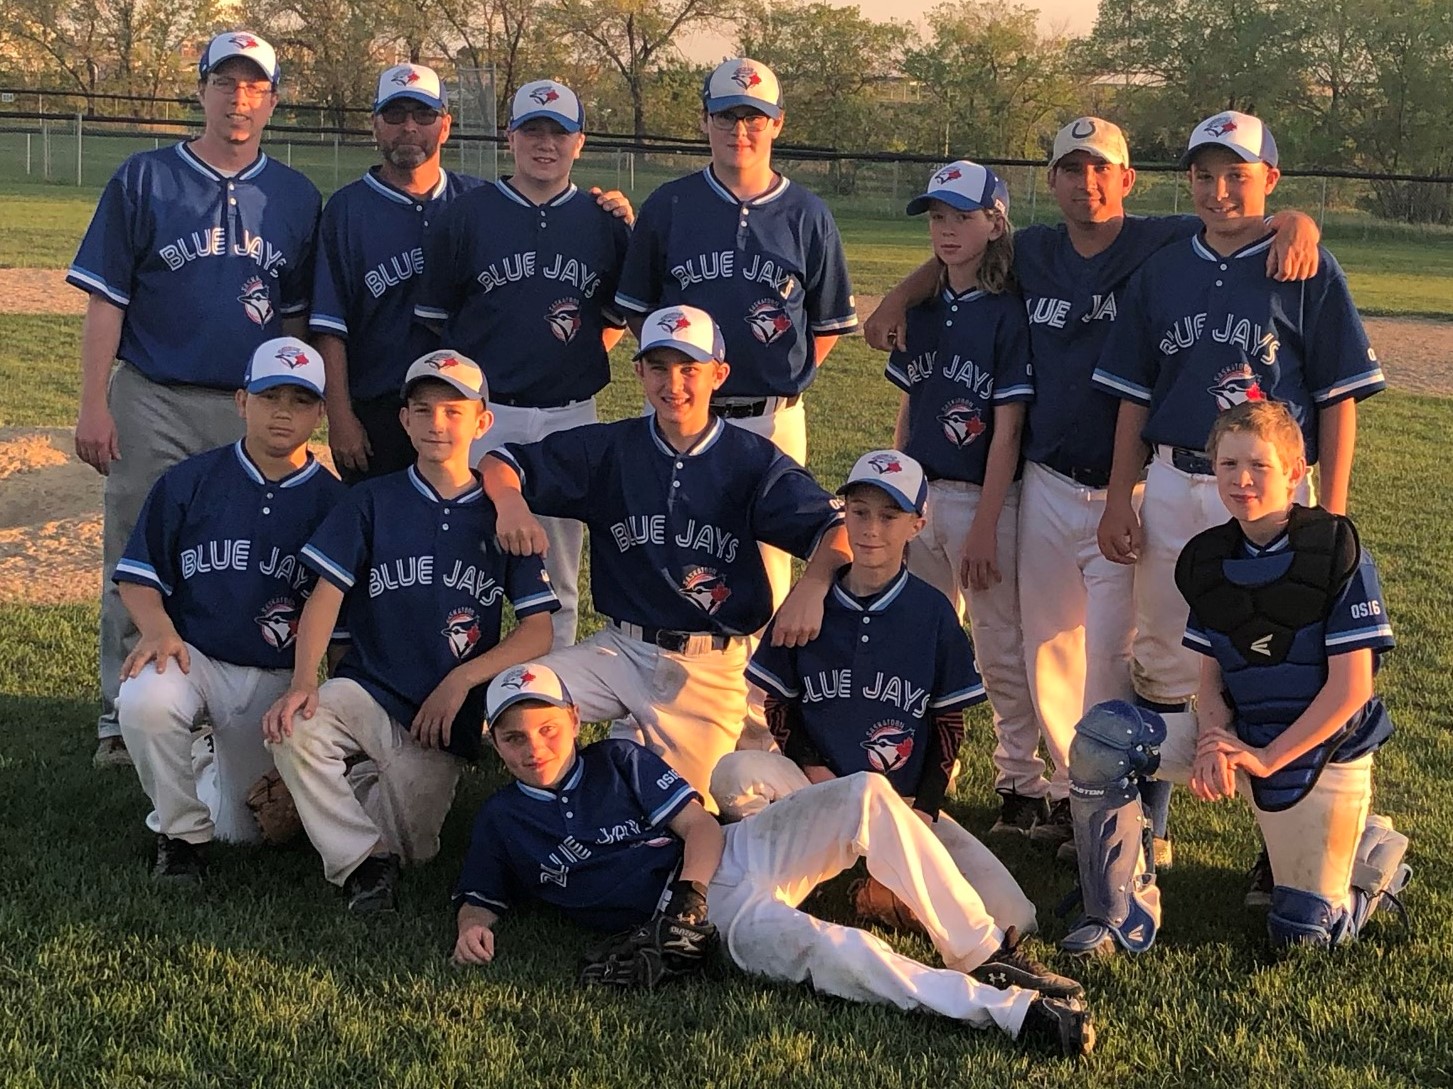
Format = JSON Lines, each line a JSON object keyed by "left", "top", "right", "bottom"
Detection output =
{"left": 2, "top": 0, "right": 1450, "bottom": 220}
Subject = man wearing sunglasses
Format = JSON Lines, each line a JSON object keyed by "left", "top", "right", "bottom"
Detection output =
{"left": 69, "top": 30, "right": 322, "bottom": 768}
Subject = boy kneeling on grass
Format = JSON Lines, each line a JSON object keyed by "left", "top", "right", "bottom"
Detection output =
{"left": 450, "top": 663, "right": 1097, "bottom": 1059}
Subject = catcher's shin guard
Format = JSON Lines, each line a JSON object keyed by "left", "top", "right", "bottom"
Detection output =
{"left": 1062, "top": 702, "right": 1166, "bottom": 956}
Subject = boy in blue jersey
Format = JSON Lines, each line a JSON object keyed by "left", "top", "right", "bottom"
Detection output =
{"left": 113, "top": 337, "right": 346, "bottom": 881}
{"left": 263, "top": 352, "right": 559, "bottom": 913}
{"left": 453, "top": 663, "right": 1096, "bottom": 1058}
{"left": 1061, "top": 400, "right": 1409, "bottom": 956}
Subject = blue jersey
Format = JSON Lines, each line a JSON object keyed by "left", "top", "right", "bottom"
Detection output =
{"left": 301, "top": 467, "right": 559, "bottom": 756}
{"left": 1092, "top": 234, "right": 1385, "bottom": 462}
{"left": 454, "top": 739, "right": 697, "bottom": 932}
{"left": 68, "top": 142, "right": 320, "bottom": 389}
{"left": 1016, "top": 216, "right": 1198, "bottom": 475}
{"left": 615, "top": 168, "right": 858, "bottom": 398}
{"left": 309, "top": 168, "right": 484, "bottom": 402}
{"left": 113, "top": 442, "right": 347, "bottom": 669}
{"left": 885, "top": 287, "right": 1033, "bottom": 484}
{"left": 748, "top": 568, "right": 985, "bottom": 805}
{"left": 492, "top": 416, "right": 842, "bottom": 635}
{"left": 413, "top": 180, "right": 630, "bottom": 406}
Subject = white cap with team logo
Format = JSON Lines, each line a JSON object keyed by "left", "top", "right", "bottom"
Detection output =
{"left": 634, "top": 305, "right": 727, "bottom": 363}
{"left": 1049, "top": 116, "right": 1130, "bottom": 168}
{"left": 198, "top": 31, "right": 280, "bottom": 86}
{"left": 244, "top": 336, "right": 325, "bottom": 397}
{"left": 838, "top": 449, "right": 928, "bottom": 516}
{"left": 375, "top": 63, "right": 447, "bottom": 112}
{"left": 509, "top": 79, "right": 584, "bottom": 133}
{"left": 702, "top": 58, "right": 783, "bottom": 119}
{"left": 906, "top": 160, "right": 1009, "bottom": 217}
{"left": 401, "top": 350, "right": 488, "bottom": 401}
{"left": 486, "top": 663, "right": 576, "bottom": 726}
{"left": 1181, "top": 111, "right": 1279, "bottom": 168}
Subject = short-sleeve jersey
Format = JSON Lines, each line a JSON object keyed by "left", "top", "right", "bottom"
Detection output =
{"left": 113, "top": 442, "right": 347, "bottom": 669}
{"left": 67, "top": 142, "right": 320, "bottom": 389}
{"left": 300, "top": 467, "right": 559, "bottom": 754}
{"left": 309, "top": 168, "right": 484, "bottom": 402}
{"left": 614, "top": 168, "right": 858, "bottom": 398}
{"left": 747, "top": 568, "right": 985, "bottom": 796}
{"left": 413, "top": 180, "right": 631, "bottom": 406}
{"left": 885, "top": 287, "right": 1034, "bottom": 484}
{"left": 1092, "top": 234, "right": 1385, "bottom": 462}
{"left": 491, "top": 416, "right": 842, "bottom": 634}
{"left": 453, "top": 739, "right": 696, "bottom": 932}
{"left": 1015, "top": 215, "right": 1198, "bottom": 474}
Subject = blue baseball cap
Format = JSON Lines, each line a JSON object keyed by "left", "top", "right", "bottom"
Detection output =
{"left": 402, "top": 350, "right": 488, "bottom": 401}
{"left": 486, "top": 663, "right": 575, "bottom": 726}
{"left": 375, "top": 64, "right": 447, "bottom": 112}
{"left": 907, "top": 160, "right": 1009, "bottom": 217}
{"left": 509, "top": 80, "right": 584, "bottom": 133}
{"left": 1181, "top": 111, "right": 1279, "bottom": 168}
{"left": 245, "top": 337, "right": 325, "bottom": 397}
{"left": 838, "top": 449, "right": 928, "bottom": 516}
{"left": 634, "top": 305, "right": 727, "bottom": 363}
{"left": 199, "top": 31, "right": 280, "bottom": 86}
{"left": 702, "top": 59, "right": 783, "bottom": 119}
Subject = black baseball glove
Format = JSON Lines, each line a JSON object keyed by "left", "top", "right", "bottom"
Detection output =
{"left": 577, "top": 881, "right": 717, "bottom": 989}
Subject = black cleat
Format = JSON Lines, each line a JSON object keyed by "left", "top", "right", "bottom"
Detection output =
{"left": 989, "top": 791, "right": 1047, "bottom": 838}
{"left": 152, "top": 834, "right": 206, "bottom": 883}
{"left": 344, "top": 853, "right": 400, "bottom": 914}
{"left": 1020, "top": 994, "right": 1096, "bottom": 1058}
{"left": 971, "top": 926, "right": 1084, "bottom": 998}
{"left": 1245, "top": 847, "right": 1274, "bottom": 909}
{"left": 1029, "top": 797, "right": 1075, "bottom": 848}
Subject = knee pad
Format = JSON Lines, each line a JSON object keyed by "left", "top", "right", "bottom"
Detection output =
{"left": 1070, "top": 700, "right": 1166, "bottom": 803}
{"left": 1350, "top": 815, "right": 1412, "bottom": 933}
{"left": 1267, "top": 886, "right": 1350, "bottom": 949}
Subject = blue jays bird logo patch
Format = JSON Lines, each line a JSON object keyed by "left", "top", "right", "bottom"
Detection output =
{"left": 238, "top": 276, "right": 273, "bottom": 326}
{"left": 861, "top": 721, "right": 914, "bottom": 774}
{"left": 1208, "top": 366, "right": 1266, "bottom": 411}
{"left": 934, "top": 165, "right": 962, "bottom": 186}
{"left": 656, "top": 310, "right": 691, "bottom": 336}
{"left": 745, "top": 300, "right": 791, "bottom": 345}
{"left": 546, "top": 298, "right": 582, "bottom": 344}
{"left": 500, "top": 666, "right": 536, "bottom": 689}
{"left": 938, "top": 400, "right": 987, "bottom": 447}
{"left": 866, "top": 452, "right": 902, "bottom": 475}
{"left": 275, "top": 344, "right": 310, "bottom": 369}
{"left": 731, "top": 65, "right": 762, "bottom": 91}
{"left": 529, "top": 85, "right": 560, "bottom": 105}
{"left": 255, "top": 597, "right": 299, "bottom": 651}
{"left": 680, "top": 567, "right": 731, "bottom": 615}
{"left": 229, "top": 34, "right": 259, "bottom": 49}
{"left": 1203, "top": 115, "right": 1238, "bottom": 139}
{"left": 392, "top": 69, "right": 420, "bottom": 86}
{"left": 442, "top": 607, "right": 482, "bottom": 659}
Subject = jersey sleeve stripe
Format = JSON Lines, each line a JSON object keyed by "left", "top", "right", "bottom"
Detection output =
{"left": 113, "top": 559, "right": 169, "bottom": 594}
{"left": 487, "top": 448, "right": 526, "bottom": 487}
{"left": 65, "top": 267, "right": 131, "bottom": 307}
{"left": 455, "top": 890, "right": 510, "bottom": 912}
{"left": 414, "top": 304, "right": 450, "bottom": 322}
{"left": 744, "top": 660, "right": 799, "bottom": 699}
{"left": 930, "top": 682, "right": 986, "bottom": 709}
{"left": 330, "top": 627, "right": 351, "bottom": 643}
{"left": 510, "top": 589, "right": 561, "bottom": 614}
{"left": 1182, "top": 628, "right": 1214, "bottom": 654}
{"left": 1326, "top": 624, "right": 1394, "bottom": 649}
{"left": 300, "top": 544, "right": 356, "bottom": 589}
{"left": 884, "top": 363, "right": 913, "bottom": 392}
{"left": 810, "top": 315, "right": 859, "bottom": 333}
{"left": 601, "top": 305, "right": 628, "bottom": 329}
{"left": 308, "top": 314, "right": 349, "bottom": 335}
{"left": 1313, "top": 369, "right": 1388, "bottom": 403}
{"left": 648, "top": 782, "right": 699, "bottom": 826}
{"left": 993, "top": 383, "right": 1035, "bottom": 401}
{"left": 278, "top": 300, "right": 309, "bottom": 316}
{"left": 1091, "top": 369, "right": 1153, "bottom": 403}
{"left": 614, "top": 291, "right": 654, "bottom": 314}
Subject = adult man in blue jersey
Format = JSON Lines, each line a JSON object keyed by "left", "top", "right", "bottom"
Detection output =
{"left": 69, "top": 30, "right": 321, "bottom": 767}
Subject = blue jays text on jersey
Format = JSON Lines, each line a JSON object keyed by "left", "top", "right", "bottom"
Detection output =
{"left": 614, "top": 168, "right": 858, "bottom": 398}
{"left": 1091, "top": 234, "right": 1385, "bottom": 462}
{"left": 413, "top": 180, "right": 630, "bottom": 406}
{"left": 68, "top": 142, "right": 320, "bottom": 389}
{"left": 748, "top": 569, "right": 985, "bottom": 810}
{"left": 112, "top": 442, "right": 348, "bottom": 669}
{"left": 491, "top": 415, "right": 842, "bottom": 635}
{"left": 454, "top": 739, "right": 697, "bottom": 932}
{"left": 885, "top": 287, "right": 1034, "bottom": 484}
{"left": 300, "top": 467, "right": 559, "bottom": 756}
{"left": 1014, "top": 216, "right": 1199, "bottom": 475}
{"left": 310, "top": 169, "right": 484, "bottom": 402}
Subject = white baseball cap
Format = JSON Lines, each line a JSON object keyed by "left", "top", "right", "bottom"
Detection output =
{"left": 375, "top": 64, "right": 447, "bottom": 112}
{"left": 244, "top": 337, "right": 325, "bottom": 397}
{"left": 838, "top": 450, "right": 928, "bottom": 516}
{"left": 906, "top": 160, "right": 1009, "bottom": 217}
{"left": 1181, "top": 111, "right": 1279, "bottom": 168}
{"left": 634, "top": 306, "right": 727, "bottom": 363}
{"left": 1049, "top": 117, "right": 1130, "bottom": 168}
{"left": 401, "top": 350, "right": 488, "bottom": 401}
{"left": 198, "top": 31, "right": 280, "bottom": 86}
{"left": 702, "top": 58, "right": 783, "bottom": 119}
{"left": 509, "top": 79, "right": 584, "bottom": 133}
{"left": 486, "top": 663, "right": 576, "bottom": 726}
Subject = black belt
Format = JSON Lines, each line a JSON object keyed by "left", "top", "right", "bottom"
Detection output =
{"left": 1170, "top": 447, "right": 1214, "bottom": 476}
{"left": 491, "top": 394, "right": 588, "bottom": 410}
{"left": 710, "top": 395, "right": 801, "bottom": 419}
{"left": 612, "top": 620, "right": 733, "bottom": 654}
{"left": 1039, "top": 456, "right": 1111, "bottom": 490}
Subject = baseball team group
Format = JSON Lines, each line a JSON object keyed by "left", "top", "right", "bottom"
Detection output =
{"left": 65, "top": 28, "right": 1415, "bottom": 1060}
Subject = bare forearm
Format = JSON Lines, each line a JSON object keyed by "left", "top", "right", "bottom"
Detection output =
{"left": 315, "top": 333, "right": 353, "bottom": 414}
{"left": 1316, "top": 399, "right": 1356, "bottom": 515}
{"left": 971, "top": 407, "right": 1023, "bottom": 535}
{"left": 1107, "top": 402, "right": 1150, "bottom": 508}
{"left": 813, "top": 334, "right": 839, "bottom": 366}
{"left": 1261, "top": 653, "right": 1373, "bottom": 772}
{"left": 80, "top": 297, "right": 124, "bottom": 405}
{"left": 801, "top": 524, "right": 852, "bottom": 589}
{"left": 291, "top": 582, "right": 344, "bottom": 686}
{"left": 892, "top": 394, "right": 910, "bottom": 450}
{"left": 117, "top": 583, "right": 175, "bottom": 638}
{"left": 456, "top": 902, "right": 499, "bottom": 935}
{"left": 445, "top": 613, "right": 553, "bottom": 689}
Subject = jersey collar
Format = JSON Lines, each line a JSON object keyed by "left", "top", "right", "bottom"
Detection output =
{"left": 231, "top": 441, "right": 322, "bottom": 488}
{"left": 513, "top": 750, "right": 585, "bottom": 801}
{"left": 702, "top": 166, "right": 791, "bottom": 207}
{"left": 176, "top": 141, "right": 268, "bottom": 183}
{"left": 648, "top": 415, "right": 725, "bottom": 459}
{"left": 407, "top": 465, "right": 484, "bottom": 504}
{"left": 496, "top": 177, "right": 579, "bottom": 208}
{"left": 1191, "top": 232, "right": 1275, "bottom": 263}
{"left": 830, "top": 566, "right": 911, "bottom": 613}
{"left": 1241, "top": 525, "right": 1292, "bottom": 556}
{"left": 363, "top": 167, "right": 448, "bottom": 204}
{"left": 940, "top": 285, "right": 986, "bottom": 305}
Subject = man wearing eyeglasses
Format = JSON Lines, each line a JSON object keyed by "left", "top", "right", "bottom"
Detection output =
{"left": 68, "top": 30, "right": 322, "bottom": 768}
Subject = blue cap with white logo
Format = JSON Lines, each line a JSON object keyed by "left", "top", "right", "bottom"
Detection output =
{"left": 245, "top": 337, "right": 325, "bottom": 397}
{"left": 907, "top": 160, "right": 1009, "bottom": 217}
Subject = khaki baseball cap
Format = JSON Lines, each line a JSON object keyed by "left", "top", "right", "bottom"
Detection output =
{"left": 1049, "top": 117, "right": 1130, "bottom": 169}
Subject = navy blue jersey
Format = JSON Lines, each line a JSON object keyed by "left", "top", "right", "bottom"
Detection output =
{"left": 492, "top": 416, "right": 842, "bottom": 634}
{"left": 885, "top": 287, "right": 1033, "bottom": 484}
{"left": 749, "top": 569, "right": 985, "bottom": 797}
{"left": 301, "top": 467, "right": 559, "bottom": 753}
{"left": 1092, "top": 234, "right": 1385, "bottom": 462}
{"left": 1016, "top": 216, "right": 1198, "bottom": 474}
{"left": 309, "top": 168, "right": 484, "bottom": 402}
{"left": 615, "top": 168, "right": 858, "bottom": 398}
{"left": 413, "top": 180, "right": 630, "bottom": 405}
{"left": 68, "top": 142, "right": 320, "bottom": 389}
{"left": 454, "top": 739, "right": 697, "bottom": 932}
{"left": 113, "top": 442, "right": 347, "bottom": 669}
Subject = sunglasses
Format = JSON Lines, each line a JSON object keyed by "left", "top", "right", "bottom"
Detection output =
{"left": 709, "top": 110, "right": 772, "bottom": 132}
{"left": 378, "top": 103, "right": 443, "bottom": 126}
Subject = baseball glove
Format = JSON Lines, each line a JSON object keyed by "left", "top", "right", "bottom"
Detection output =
{"left": 848, "top": 876, "right": 926, "bottom": 935}
{"left": 577, "top": 913, "right": 719, "bottom": 990}
{"left": 245, "top": 768, "right": 303, "bottom": 846}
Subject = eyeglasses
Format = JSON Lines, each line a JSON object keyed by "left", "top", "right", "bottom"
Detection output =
{"left": 209, "top": 75, "right": 274, "bottom": 99}
{"left": 709, "top": 110, "right": 772, "bottom": 132}
{"left": 378, "top": 103, "right": 443, "bottom": 126}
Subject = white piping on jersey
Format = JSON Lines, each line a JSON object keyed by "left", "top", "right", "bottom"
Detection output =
{"left": 1327, "top": 623, "right": 1393, "bottom": 647}
{"left": 648, "top": 781, "right": 698, "bottom": 826}
{"left": 1090, "top": 368, "right": 1151, "bottom": 402}
{"left": 828, "top": 567, "right": 910, "bottom": 613}
{"left": 1190, "top": 234, "right": 1275, "bottom": 263}
{"left": 496, "top": 178, "right": 579, "bottom": 208}
{"left": 65, "top": 266, "right": 130, "bottom": 307}
{"left": 1315, "top": 367, "right": 1388, "bottom": 403}
{"left": 940, "top": 287, "right": 987, "bottom": 305}
{"left": 175, "top": 141, "right": 268, "bottom": 183}
{"left": 300, "top": 543, "right": 354, "bottom": 588}
{"left": 1240, "top": 530, "right": 1292, "bottom": 557}
{"left": 362, "top": 167, "right": 449, "bottom": 205}
{"left": 231, "top": 440, "right": 322, "bottom": 488}
{"left": 745, "top": 659, "right": 799, "bottom": 699}
{"left": 407, "top": 465, "right": 484, "bottom": 504}
{"left": 811, "top": 313, "right": 859, "bottom": 333}
{"left": 514, "top": 752, "right": 586, "bottom": 800}
{"left": 702, "top": 166, "right": 791, "bottom": 206}
{"left": 648, "top": 415, "right": 725, "bottom": 458}
{"left": 931, "top": 680, "right": 986, "bottom": 709}
{"left": 114, "top": 558, "right": 169, "bottom": 595}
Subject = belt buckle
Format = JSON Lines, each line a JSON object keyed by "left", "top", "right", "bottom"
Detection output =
{"left": 656, "top": 630, "right": 690, "bottom": 653}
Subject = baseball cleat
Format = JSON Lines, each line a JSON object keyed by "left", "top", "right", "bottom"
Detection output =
{"left": 94, "top": 736, "right": 133, "bottom": 769}
{"left": 989, "top": 791, "right": 1047, "bottom": 838}
{"left": 1059, "top": 920, "right": 1119, "bottom": 960}
{"left": 152, "top": 834, "right": 206, "bottom": 883}
{"left": 1245, "top": 848, "right": 1274, "bottom": 909}
{"left": 344, "top": 853, "right": 400, "bottom": 914}
{"left": 1020, "top": 994, "right": 1096, "bottom": 1058}
{"left": 1029, "top": 798, "right": 1075, "bottom": 848}
{"left": 970, "top": 926, "right": 1084, "bottom": 998}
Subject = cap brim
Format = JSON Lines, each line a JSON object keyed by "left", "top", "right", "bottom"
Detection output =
{"left": 704, "top": 95, "right": 782, "bottom": 119}
{"left": 487, "top": 690, "right": 574, "bottom": 726}
{"left": 246, "top": 374, "right": 323, "bottom": 396}
{"left": 376, "top": 89, "right": 447, "bottom": 112}
{"left": 402, "top": 374, "right": 483, "bottom": 400}
{"left": 1180, "top": 141, "right": 1263, "bottom": 169}
{"left": 837, "top": 478, "right": 920, "bottom": 513}
{"left": 508, "top": 109, "right": 582, "bottom": 133}
{"left": 906, "top": 191, "right": 992, "bottom": 216}
{"left": 632, "top": 338, "right": 718, "bottom": 363}
{"left": 1049, "top": 144, "right": 1123, "bottom": 168}
{"left": 202, "top": 51, "right": 277, "bottom": 84}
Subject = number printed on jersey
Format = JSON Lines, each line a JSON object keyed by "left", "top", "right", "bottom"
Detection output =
{"left": 1350, "top": 600, "right": 1382, "bottom": 619}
